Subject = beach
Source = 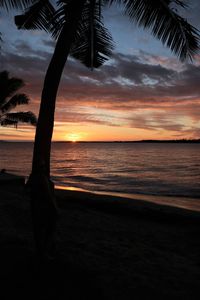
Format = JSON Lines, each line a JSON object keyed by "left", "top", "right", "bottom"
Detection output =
{"left": 0, "top": 180, "right": 200, "bottom": 299}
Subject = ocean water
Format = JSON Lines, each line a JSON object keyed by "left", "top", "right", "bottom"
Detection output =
{"left": 0, "top": 142, "right": 200, "bottom": 210}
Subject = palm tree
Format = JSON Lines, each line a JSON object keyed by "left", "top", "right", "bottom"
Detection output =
{"left": 0, "top": 70, "right": 37, "bottom": 127}
{"left": 14, "top": 0, "right": 200, "bottom": 184}
{"left": 12, "top": 0, "right": 200, "bottom": 257}
{"left": 16, "top": 0, "right": 114, "bottom": 177}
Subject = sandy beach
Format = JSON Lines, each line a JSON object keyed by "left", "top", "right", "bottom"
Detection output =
{"left": 0, "top": 180, "right": 200, "bottom": 299}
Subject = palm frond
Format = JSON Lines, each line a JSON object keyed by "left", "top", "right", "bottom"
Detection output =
{"left": 105, "top": 0, "right": 199, "bottom": 61}
{"left": 1, "top": 93, "right": 30, "bottom": 113}
{"left": 0, "top": 118, "right": 18, "bottom": 127}
{"left": 0, "top": 71, "right": 24, "bottom": 107}
{"left": 15, "top": 0, "right": 56, "bottom": 33}
{"left": 2, "top": 111, "right": 37, "bottom": 126}
{"left": 49, "top": 1, "right": 87, "bottom": 40}
{"left": 123, "top": 0, "right": 200, "bottom": 61}
{"left": 0, "top": 0, "right": 36, "bottom": 10}
{"left": 70, "top": 0, "right": 114, "bottom": 68}
{"left": 45, "top": 4, "right": 66, "bottom": 39}
{"left": 0, "top": 71, "right": 36, "bottom": 127}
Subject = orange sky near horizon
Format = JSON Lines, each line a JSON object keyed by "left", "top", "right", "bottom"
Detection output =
{"left": 1, "top": 91, "right": 199, "bottom": 142}
{"left": 0, "top": 119, "right": 197, "bottom": 142}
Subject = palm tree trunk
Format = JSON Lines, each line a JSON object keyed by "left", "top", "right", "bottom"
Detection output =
{"left": 31, "top": 23, "right": 70, "bottom": 178}
{"left": 29, "top": 0, "right": 86, "bottom": 257}
{"left": 31, "top": 1, "right": 85, "bottom": 178}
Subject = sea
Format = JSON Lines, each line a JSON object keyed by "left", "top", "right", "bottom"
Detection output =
{"left": 0, "top": 141, "right": 200, "bottom": 211}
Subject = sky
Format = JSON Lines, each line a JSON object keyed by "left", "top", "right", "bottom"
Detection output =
{"left": 0, "top": 0, "right": 200, "bottom": 142}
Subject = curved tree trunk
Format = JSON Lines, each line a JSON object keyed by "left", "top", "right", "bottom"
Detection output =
{"left": 31, "top": 22, "right": 70, "bottom": 178}
{"left": 29, "top": 0, "right": 86, "bottom": 257}
{"left": 31, "top": 1, "right": 85, "bottom": 178}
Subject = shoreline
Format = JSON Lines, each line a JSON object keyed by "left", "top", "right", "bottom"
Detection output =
{"left": 56, "top": 184, "right": 200, "bottom": 213}
{"left": 55, "top": 186, "right": 200, "bottom": 223}
{"left": 1, "top": 171, "right": 200, "bottom": 213}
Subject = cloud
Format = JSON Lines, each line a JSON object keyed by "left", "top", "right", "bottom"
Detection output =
{"left": 1, "top": 39, "right": 200, "bottom": 137}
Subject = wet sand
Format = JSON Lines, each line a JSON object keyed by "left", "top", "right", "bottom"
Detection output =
{"left": 0, "top": 182, "right": 200, "bottom": 299}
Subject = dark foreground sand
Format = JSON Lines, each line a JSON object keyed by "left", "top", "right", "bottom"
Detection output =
{"left": 0, "top": 182, "right": 200, "bottom": 299}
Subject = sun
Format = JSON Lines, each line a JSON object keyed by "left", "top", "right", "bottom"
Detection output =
{"left": 66, "top": 133, "right": 80, "bottom": 142}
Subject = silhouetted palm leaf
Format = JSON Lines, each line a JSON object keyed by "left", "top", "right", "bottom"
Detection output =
{"left": 70, "top": 0, "right": 114, "bottom": 68}
{"left": 15, "top": 0, "right": 55, "bottom": 33}
{"left": 1, "top": 111, "right": 37, "bottom": 127}
{"left": 0, "top": 71, "right": 24, "bottom": 107}
{"left": 47, "top": 4, "right": 67, "bottom": 39}
{"left": 0, "top": 118, "right": 18, "bottom": 126}
{"left": 0, "top": 71, "right": 37, "bottom": 127}
{"left": 1, "top": 93, "right": 29, "bottom": 113}
{"left": 0, "top": 0, "right": 40, "bottom": 45}
{"left": 105, "top": 0, "right": 200, "bottom": 61}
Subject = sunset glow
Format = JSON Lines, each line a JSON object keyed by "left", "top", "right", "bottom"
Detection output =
{"left": 0, "top": 3, "right": 200, "bottom": 141}
{"left": 66, "top": 133, "right": 81, "bottom": 142}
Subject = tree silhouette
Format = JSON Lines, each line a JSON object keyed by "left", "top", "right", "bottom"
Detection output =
{"left": 13, "top": 0, "right": 200, "bottom": 256}
{"left": 0, "top": 71, "right": 37, "bottom": 127}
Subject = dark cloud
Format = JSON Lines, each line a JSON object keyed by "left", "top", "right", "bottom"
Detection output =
{"left": 1, "top": 46, "right": 199, "bottom": 105}
{"left": 1, "top": 39, "right": 200, "bottom": 136}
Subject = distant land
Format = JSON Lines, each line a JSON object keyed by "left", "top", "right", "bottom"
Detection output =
{"left": 55, "top": 139, "right": 200, "bottom": 143}
{"left": 0, "top": 139, "right": 200, "bottom": 143}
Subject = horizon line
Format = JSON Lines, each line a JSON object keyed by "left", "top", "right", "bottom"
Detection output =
{"left": 1, "top": 139, "right": 200, "bottom": 143}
